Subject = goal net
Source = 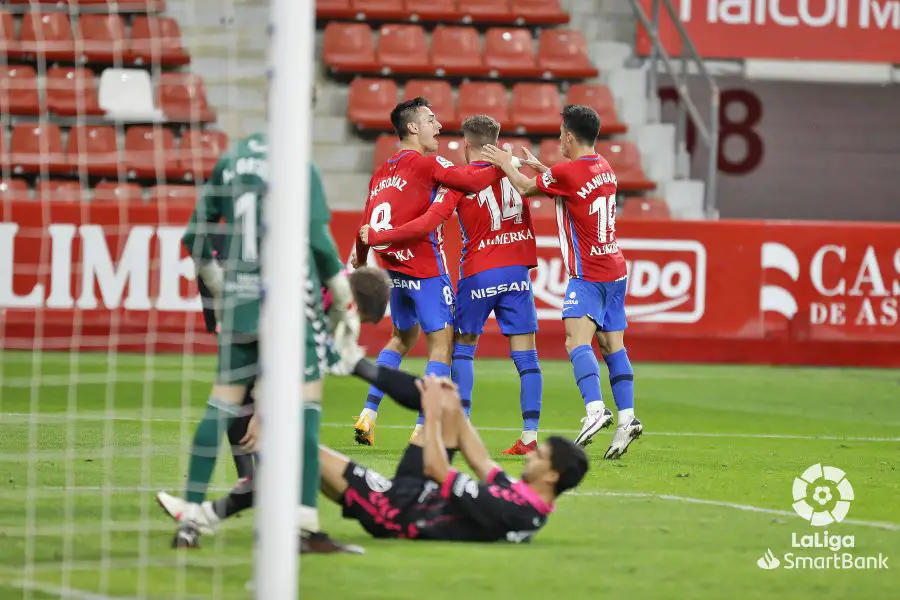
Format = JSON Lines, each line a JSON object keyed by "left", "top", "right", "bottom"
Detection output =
{"left": 0, "top": 0, "right": 308, "bottom": 598}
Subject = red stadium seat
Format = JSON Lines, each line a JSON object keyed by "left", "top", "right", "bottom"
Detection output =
{"left": 37, "top": 180, "right": 84, "bottom": 203}
{"left": 92, "top": 182, "right": 144, "bottom": 203}
{"left": 537, "top": 138, "right": 566, "bottom": 167}
{"left": 437, "top": 136, "right": 466, "bottom": 166}
{"left": 129, "top": 17, "right": 190, "bottom": 67}
{"left": 404, "top": 80, "right": 458, "bottom": 130}
{"left": 510, "top": 83, "right": 561, "bottom": 134}
{"left": 149, "top": 184, "right": 197, "bottom": 206}
{"left": 353, "top": 0, "right": 406, "bottom": 20}
{"left": 17, "top": 13, "right": 76, "bottom": 61}
{"left": 0, "top": 179, "right": 30, "bottom": 202}
{"left": 377, "top": 24, "right": 430, "bottom": 75}
{"left": 323, "top": 22, "right": 377, "bottom": 74}
{"left": 514, "top": 0, "right": 569, "bottom": 25}
{"left": 0, "top": 11, "right": 16, "bottom": 57}
{"left": 125, "top": 126, "right": 179, "bottom": 179}
{"left": 484, "top": 28, "right": 539, "bottom": 78}
{"left": 566, "top": 84, "right": 626, "bottom": 134}
{"left": 157, "top": 73, "right": 216, "bottom": 123}
{"left": 405, "top": 0, "right": 460, "bottom": 21}
{"left": 10, "top": 123, "right": 69, "bottom": 176}
{"left": 458, "top": 0, "right": 512, "bottom": 22}
{"left": 348, "top": 78, "right": 398, "bottom": 130}
{"left": 46, "top": 68, "right": 103, "bottom": 117}
{"left": 596, "top": 141, "right": 655, "bottom": 191}
{"left": 372, "top": 134, "right": 401, "bottom": 168}
{"left": 457, "top": 82, "right": 509, "bottom": 129}
{"left": 317, "top": 0, "right": 353, "bottom": 18}
{"left": 528, "top": 196, "right": 555, "bottom": 217}
{"left": 431, "top": 26, "right": 485, "bottom": 77}
{"left": 0, "top": 66, "right": 40, "bottom": 116}
{"left": 537, "top": 30, "right": 597, "bottom": 79}
{"left": 66, "top": 125, "right": 120, "bottom": 178}
{"left": 76, "top": 14, "right": 127, "bottom": 64}
{"left": 618, "top": 197, "right": 671, "bottom": 219}
{"left": 178, "top": 129, "right": 229, "bottom": 180}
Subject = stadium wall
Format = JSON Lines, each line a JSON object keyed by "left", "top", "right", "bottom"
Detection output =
{"left": 1, "top": 203, "right": 898, "bottom": 367}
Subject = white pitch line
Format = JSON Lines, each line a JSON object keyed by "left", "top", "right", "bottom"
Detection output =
{"left": 572, "top": 491, "right": 900, "bottom": 531}
{"left": 11, "top": 580, "right": 136, "bottom": 600}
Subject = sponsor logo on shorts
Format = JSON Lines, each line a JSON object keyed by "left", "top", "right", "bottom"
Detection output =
{"left": 391, "top": 278, "right": 422, "bottom": 290}
{"left": 469, "top": 280, "right": 531, "bottom": 299}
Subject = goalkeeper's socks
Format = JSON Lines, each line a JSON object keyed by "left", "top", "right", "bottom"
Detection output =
{"left": 511, "top": 349, "right": 542, "bottom": 432}
{"left": 415, "top": 360, "right": 452, "bottom": 425}
{"left": 604, "top": 348, "right": 635, "bottom": 424}
{"left": 301, "top": 403, "right": 321, "bottom": 510}
{"left": 450, "top": 343, "right": 476, "bottom": 418}
{"left": 569, "top": 345, "right": 604, "bottom": 411}
{"left": 363, "top": 349, "right": 403, "bottom": 413}
{"left": 186, "top": 398, "right": 239, "bottom": 504}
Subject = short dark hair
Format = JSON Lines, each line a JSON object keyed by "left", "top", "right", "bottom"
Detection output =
{"left": 349, "top": 267, "right": 391, "bottom": 323}
{"left": 561, "top": 104, "right": 601, "bottom": 146}
{"left": 461, "top": 114, "right": 500, "bottom": 149}
{"left": 391, "top": 97, "right": 431, "bottom": 140}
{"left": 547, "top": 436, "right": 588, "bottom": 496}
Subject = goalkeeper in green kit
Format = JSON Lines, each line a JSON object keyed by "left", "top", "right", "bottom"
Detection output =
{"left": 162, "top": 130, "right": 389, "bottom": 553}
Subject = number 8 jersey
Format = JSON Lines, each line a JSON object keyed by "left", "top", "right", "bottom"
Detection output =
{"left": 535, "top": 154, "right": 627, "bottom": 283}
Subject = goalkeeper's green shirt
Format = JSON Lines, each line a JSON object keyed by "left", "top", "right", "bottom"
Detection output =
{"left": 181, "top": 132, "right": 344, "bottom": 336}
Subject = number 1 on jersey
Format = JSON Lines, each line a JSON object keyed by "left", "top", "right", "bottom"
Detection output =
{"left": 589, "top": 195, "right": 617, "bottom": 243}
{"left": 235, "top": 192, "right": 259, "bottom": 261}
{"left": 478, "top": 179, "right": 523, "bottom": 231}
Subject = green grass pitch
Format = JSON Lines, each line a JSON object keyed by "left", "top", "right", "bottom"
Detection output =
{"left": 0, "top": 350, "right": 898, "bottom": 599}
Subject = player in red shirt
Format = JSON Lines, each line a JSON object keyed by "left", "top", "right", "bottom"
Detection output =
{"left": 360, "top": 115, "right": 544, "bottom": 456}
{"left": 352, "top": 97, "right": 498, "bottom": 444}
{"left": 482, "top": 105, "right": 643, "bottom": 460}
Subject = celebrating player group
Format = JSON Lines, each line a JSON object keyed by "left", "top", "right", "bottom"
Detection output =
{"left": 352, "top": 98, "right": 643, "bottom": 460}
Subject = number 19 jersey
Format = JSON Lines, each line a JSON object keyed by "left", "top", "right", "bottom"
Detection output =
{"left": 535, "top": 155, "right": 627, "bottom": 283}
{"left": 457, "top": 162, "right": 537, "bottom": 279}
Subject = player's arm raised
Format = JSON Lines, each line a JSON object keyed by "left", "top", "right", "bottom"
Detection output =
{"left": 481, "top": 145, "right": 544, "bottom": 198}
{"left": 431, "top": 156, "right": 502, "bottom": 194}
{"left": 362, "top": 187, "right": 461, "bottom": 247}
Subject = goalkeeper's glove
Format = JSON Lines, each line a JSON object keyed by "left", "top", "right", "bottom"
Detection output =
{"left": 196, "top": 260, "right": 225, "bottom": 322}
{"left": 324, "top": 271, "right": 354, "bottom": 335}
{"left": 329, "top": 337, "right": 365, "bottom": 377}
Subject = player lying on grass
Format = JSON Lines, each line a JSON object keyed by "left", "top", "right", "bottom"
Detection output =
{"left": 360, "top": 114, "right": 544, "bottom": 455}
{"left": 352, "top": 97, "right": 503, "bottom": 445}
{"left": 481, "top": 105, "right": 643, "bottom": 459}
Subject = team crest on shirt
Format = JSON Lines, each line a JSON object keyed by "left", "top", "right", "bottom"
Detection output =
{"left": 541, "top": 171, "right": 555, "bottom": 187}
{"left": 435, "top": 156, "right": 454, "bottom": 169}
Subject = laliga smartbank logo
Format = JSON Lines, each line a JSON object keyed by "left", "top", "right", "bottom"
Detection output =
{"left": 756, "top": 464, "right": 889, "bottom": 571}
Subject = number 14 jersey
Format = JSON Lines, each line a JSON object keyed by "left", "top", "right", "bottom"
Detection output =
{"left": 535, "top": 154, "right": 627, "bottom": 283}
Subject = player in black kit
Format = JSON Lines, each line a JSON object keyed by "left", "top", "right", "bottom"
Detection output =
{"left": 319, "top": 374, "right": 589, "bottom": 543}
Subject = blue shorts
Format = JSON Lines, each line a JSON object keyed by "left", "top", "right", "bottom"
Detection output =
{"left": 562, "top": 277, "right": 628, "bottom": 332}
{"left": 388, "top": 271, "right": 455, "bottom": 334}
{"left": 456, "top": 265, "right": 538, "bottom": 336}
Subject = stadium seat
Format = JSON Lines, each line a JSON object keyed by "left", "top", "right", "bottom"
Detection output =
{"left": 156, "top": 73, "right": 216, "bottom": 123}
{"left": 437, "top": 136, "right": 466, "bottom": 166}
{"left": 377, "top": 24, "right": 430, "bottom": 75}
{"left": 323, "top": 22, "right": 377, "bottom": 74}
{"left": 537, "top": 138, "right": 566, "bottom": 167}
{"left": 76, "top": 14, "right": 127, "bottom": 64}
{"left": 47, "top": 68, "right": 104, "bottom": 117}
{"left": 372, "top": 134, "right": 401, "bottom": 168}
{"left": 566, "top": 84, "right": 626, "bottom": 134}
{"left": 99, "top": 68, "right": 163, "bottom": 122}
{"left": 458, "top": 0, "right": 512, "bottom": 22}
{"left": 17, "top": 12, "right": 76, "bottom": 62}
{"left": 510, "top": 83, "right": 561, "bottom": 134}
{"left": 0, "top": 179, "right": 30, "bottom": 202}
{"left": 596, "top": 141, "right": 656, "bottom": 191}
{"left": 37, "top": 180, "right": 84, "bottom": 203}
{"left": 66, "top": 125, "right": 121, "bottom": 178}
{"left": 92, "top": 181, "right": 144, "bottom": 203}
{"left": 0, "top": 66, "right": 40, "bottom": 117}
{"left": 618, "top": 197, "right": 671, "bottom": 219}
{"left": 457, "top": 82, "right": 509, "bottom": 129}
{"left": 431, "top": 26, "right": 485, "bottom": 77}
{"left": 317, "top": 0, "right": 354, "bottom": 19}
{"left": 405, "top": 0, "right": 460, "bottom": 21}
{"left": 124, "top": 126, "right": 179, "bottom": 179}
{"left": 348, "top": 78, "right": 397, "bottom": 130}
{"left": 484, "top": 28, "right": 539, "bottom": 78}
{"left": 353, "top": 0, "right": 406, "bottom": 20}
{"left": 404, "top": 80, "right": 458, "bottom": 130}
{"left": 9, "top": 123, "right": 68, "bottom": 176}
{"left": 0, "top": 11, "right": 16, "bottom": 57}
{"left": 537, "top": 30, "right": 597, "bottom": 79}
{"left": 514, "top": 0, "right": 569, "bottom": 25}
{"left": 149, "top": 184, "right": 197, "bottom": 206}
{"left": 528, "top": 196, "right": 555, "bottom": 217}
{"left": 178, "top": 129, "right": 229, "bottom": 180}
{"left": 129, "top": 17, "right": 191, "bottom": 67}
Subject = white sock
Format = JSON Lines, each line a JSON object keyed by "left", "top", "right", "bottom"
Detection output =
{"left": 361, "top": 408, "right": 378, "bottom": 421}
{"left": 521, "top": 430, "right": 537, "bottom": 445}
{"left": 585, "top": 400, "right": 606, "bottom": 416}
{"left": 298, "top": 505, "right": 320, "bottom": 533}
{"left": 618, "top": 408, "right": 635, "bottom": 426}
{"left": 201, "top": 501, "right": 221, "bottom": 526}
